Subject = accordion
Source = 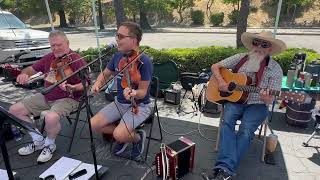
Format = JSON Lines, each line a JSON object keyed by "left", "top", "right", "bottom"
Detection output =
{"left": 155, "top": 137, "right": 195, "bottom": 180}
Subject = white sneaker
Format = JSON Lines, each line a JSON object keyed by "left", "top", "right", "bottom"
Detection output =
{"left": 37, "top": 144, "right": 56, "bottom": 163}
{"left": 18, "top": 142, "right": 45, "bottom": 156}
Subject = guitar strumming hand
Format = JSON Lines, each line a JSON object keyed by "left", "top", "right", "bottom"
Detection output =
{"left": 259, "top": 89, "right": 274, "bottom": 104}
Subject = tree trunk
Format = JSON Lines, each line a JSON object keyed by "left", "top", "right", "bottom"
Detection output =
{"left": 113, "top": 0, "right": 126, "bottom": 29}
{"left": 236, "top": 0, "right": 250, "bottom": 48}
{"left": 138, "top": 0, "right": 151, "bottom": 29}
{"left": 178, "top": 11, "right": 183, "bottom": 23}
{"left": 133, "top": 14, "right": 137, "bottom": 22}
{"left": 98, "top": 0, "right": 105, "bottom": 30}
{"left": 58, "top": 9, "right": 68, "bottom": 28}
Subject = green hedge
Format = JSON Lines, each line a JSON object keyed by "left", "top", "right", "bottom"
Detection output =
{"left": 210, "top": 12, "right": 224, "bottom": 26}
{"left": 190, "top": 10, "right": 205, "bottom": 25}
{"left": 79, "top": 46, "right": 320, "bottom": 75}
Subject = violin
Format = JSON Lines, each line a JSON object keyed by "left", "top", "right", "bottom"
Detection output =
{"left": 118, "top": 50, "right": 142, "bottom": 114}
{"left": 48, "top": 54, "right": 74, "bottom": 97}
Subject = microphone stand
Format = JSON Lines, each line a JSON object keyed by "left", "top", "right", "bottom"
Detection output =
{"left": 41, "top": 48, "right": 145, "bottom": 179}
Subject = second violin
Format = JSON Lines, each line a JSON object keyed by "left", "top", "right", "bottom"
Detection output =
{"left": 119, "top": 50, "right": 143, "bottom": 114}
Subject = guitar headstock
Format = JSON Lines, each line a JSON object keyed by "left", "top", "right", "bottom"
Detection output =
{"left": 280, "top": 91, "right": 306, "bottom": 104}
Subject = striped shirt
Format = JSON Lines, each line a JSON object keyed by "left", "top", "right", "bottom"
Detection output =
{"left": 217, "top": 53, "right": 283, "bottom": 104}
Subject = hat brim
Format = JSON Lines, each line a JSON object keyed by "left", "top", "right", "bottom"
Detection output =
{"left": 241, "top": 32, "right": 287, "bottom": 55}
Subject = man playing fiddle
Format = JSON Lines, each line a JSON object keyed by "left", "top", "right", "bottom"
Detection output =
{"left": 91, "top": 22, "right": 153, "bottom": 159}
{"left": 9, "top": 30, "right": 87, "bottom": 163}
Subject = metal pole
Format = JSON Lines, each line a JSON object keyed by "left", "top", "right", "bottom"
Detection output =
{"left": 44, "top": 0, "right": 54, "bottom": 31}
{"left": 91, "top": 0, "right": 102, "bottom": 71}
{"left": 273, "top": 0, "right": 283, "bottom": 38}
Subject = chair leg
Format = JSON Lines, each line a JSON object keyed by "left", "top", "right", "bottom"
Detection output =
{"left": 144, "top": 116, "right": 154, "bottom": 161}
{"left": 258, "top": 123, "right": 263, "bottom": 138}
{"left": 40, "top": 120, "right": 45, "bottom": 134}
{"left": 144, "top": 106, "right": 163, "bottom": 161}
{"left": 148, "top": 105, "right": 163, "bottom": 141}
{"left": 261, "top": 120, "right": 268, "bottom": 162}
{"left": 66, "top": 116, "right": 72, "bottom": 125}
{"left": 190, "top": 90, "right": 198, "bottom": 112}
{"left": 215, "top": 108, "right": 224, "bottom": 152}
{"left": 68, "top": 99, "right": 85, "bottom": 152}
{"left": 40, "top": 111, "right": 49, "bottom": 133}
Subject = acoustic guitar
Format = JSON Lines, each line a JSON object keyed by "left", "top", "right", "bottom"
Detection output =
{"left": 206, "top": 67, "right": 306, "bottom": 104}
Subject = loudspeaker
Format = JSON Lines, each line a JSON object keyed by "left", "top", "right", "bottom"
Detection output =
{"left": 164, "top": 89, "right": 181, "bottom": 105}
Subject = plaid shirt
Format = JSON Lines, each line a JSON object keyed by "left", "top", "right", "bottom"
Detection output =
{"left": 217, "top": 53, "right": 283, "bottom": 104}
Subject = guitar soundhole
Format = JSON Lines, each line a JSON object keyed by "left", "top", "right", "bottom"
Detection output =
{"left": 220, "top": 91, "right": 232, "bottom": 97}
{"left": 228, "top": 82, "right": 236, "bottom": 91}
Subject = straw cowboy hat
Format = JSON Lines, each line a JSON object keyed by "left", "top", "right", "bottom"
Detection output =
{"left": 241, "top": 31, "right": 287, "bottom": 55}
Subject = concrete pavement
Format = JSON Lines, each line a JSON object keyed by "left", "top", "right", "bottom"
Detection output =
{"left": 59, "top": 26, "right": 320, "bottom": 53}
{"left": 0, "top": 77, "right": 319, "bottom": 179}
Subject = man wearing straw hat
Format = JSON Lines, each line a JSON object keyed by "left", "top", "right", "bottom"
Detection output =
{"left": 206, "top": 31, "right": 286, "bottom": 180}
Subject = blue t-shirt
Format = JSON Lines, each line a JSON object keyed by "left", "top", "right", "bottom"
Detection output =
{"left": 106, "top": 52, "right": 153, "bottom": 104}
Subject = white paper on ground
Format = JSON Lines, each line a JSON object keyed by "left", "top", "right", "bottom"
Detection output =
{"left": 0, "top": 169, "right": 16, "bottom": 180}
{"left": 39, "top": 156, "right": 82, "bottom": 180}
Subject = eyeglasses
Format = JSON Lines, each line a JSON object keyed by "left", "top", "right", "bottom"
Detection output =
{"left": 115, "top": 33, "right": 133, "bottom": 40}
{"left": 252, "top": 38, "right": 272, "bottom": 48}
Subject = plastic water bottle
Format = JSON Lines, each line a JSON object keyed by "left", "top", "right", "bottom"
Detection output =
{"left": 11, "top": 125, "right": 22, "bottom": 141}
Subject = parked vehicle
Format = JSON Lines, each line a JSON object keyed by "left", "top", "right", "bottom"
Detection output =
{"left": 0, "top": 10, "right": 50, "bottom": 65}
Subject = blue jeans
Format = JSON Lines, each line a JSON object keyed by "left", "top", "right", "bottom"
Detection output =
{"left": 213, "top": 102, "right": 268, "bottom": 176}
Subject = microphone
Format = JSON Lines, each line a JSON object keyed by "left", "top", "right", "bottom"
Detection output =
{"left": 12, "top": 49, "right": 31, "bottom": 59}
{"left": 102, "top": 42, "right": 117, "bottom": 53}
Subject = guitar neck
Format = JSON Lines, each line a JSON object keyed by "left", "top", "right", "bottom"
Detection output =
{"left": 235, "top": 85, "right": 281, "bottom": 96}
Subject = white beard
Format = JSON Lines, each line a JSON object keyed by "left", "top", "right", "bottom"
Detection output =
{"left": 245, "top": 51, "right": 266, "bottom": 72}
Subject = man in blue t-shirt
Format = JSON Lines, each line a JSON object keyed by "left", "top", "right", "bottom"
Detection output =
{"left": 91, "top": 22, "right": 153, "bottom": 159}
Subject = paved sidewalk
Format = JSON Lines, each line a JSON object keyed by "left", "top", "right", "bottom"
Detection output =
{"left": 1, "top": 78, "right": 319, "bottom": 179}
{"left": 73, "top": 26, "right": 320, "bottom": 35}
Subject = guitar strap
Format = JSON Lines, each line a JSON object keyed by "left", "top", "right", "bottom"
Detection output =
{"left": 233, "top": 55, "right": 270, "bottom": 86}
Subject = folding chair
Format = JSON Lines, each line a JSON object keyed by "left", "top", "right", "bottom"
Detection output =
{"left": 140, "top": 76, "right": 163, "bottom": 160}
{"left": 39, "top": 96, "right": 87, "bottom": 152}
{"left": 214, "top": 105, "right": 269, "bottom": 162}
{"left": 110, "top": 76, "right": 163, "bottom": 161}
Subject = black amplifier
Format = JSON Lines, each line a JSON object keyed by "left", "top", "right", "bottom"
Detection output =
{"left": 155, "top": 137, "right": 195, "bottom": 180}
{"left": 164, "top": 89, "right": 181, "bottom": 105}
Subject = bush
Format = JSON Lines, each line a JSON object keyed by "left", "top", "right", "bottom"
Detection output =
{"left": 210, "top": 12, "right": 224, "bottom": 26}
{"left": 228, "top": 9, "right": 239, "bottom": 25}
{"left": 250, "top": 6, "right": 258, "bottom": 13}
{"left": 191, "top": 10, "right": 204, "bottom": 25}
{"left": 79, "top": 46, "right": 320, "bottom": 74}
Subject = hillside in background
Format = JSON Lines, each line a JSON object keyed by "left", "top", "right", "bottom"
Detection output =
{"left": 16, "top": 0, "right": 320, "bottom": 28}
{"left": 193, "top": 0, "right": 320, "bottom": 27}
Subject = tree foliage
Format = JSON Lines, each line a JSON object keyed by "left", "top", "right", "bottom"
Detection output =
{"left": 0, "top": 0, "right": 94, "bottom": 27}
{"left": 265, "top": 0, "right": 315, "bottom": 22}
{"left": 223, "top": 0, "right": 241, "bottom": 10}
{"left": 0, "top": 0, "right": 47, "bottom": 18}
{"left": 169, "top": 0, "right": 194, "bottom": 23}
{"left": 124, "top": 0, "right": 173, "bottom": 25}
{"left": 64, "top": 0, "right": 92, "bottom": 25}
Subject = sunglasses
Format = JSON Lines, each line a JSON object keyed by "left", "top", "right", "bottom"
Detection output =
{"left": 252, "top": 39, "right": 272, "bottom": 48}
{"left": 115, "top": 33, "right": 134, "bottom": 40}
